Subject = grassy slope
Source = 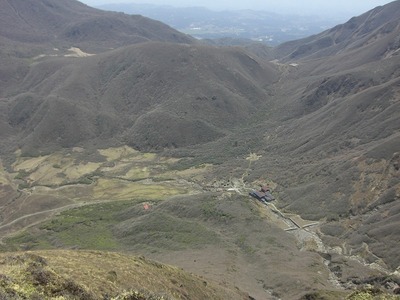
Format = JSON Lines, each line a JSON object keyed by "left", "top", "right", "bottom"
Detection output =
{"left": 0, "top": 250, "right": 248, "bottom": 299}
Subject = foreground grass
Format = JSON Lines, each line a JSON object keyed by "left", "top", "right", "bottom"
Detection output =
{"left": 0, "top": 250, "right": 247, "bottom": 299}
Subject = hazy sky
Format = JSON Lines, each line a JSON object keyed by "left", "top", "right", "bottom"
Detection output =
{"left": 81, "top": 0, "right": 395, "bottom": 18}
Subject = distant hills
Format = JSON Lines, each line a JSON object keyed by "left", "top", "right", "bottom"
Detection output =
{"left": 96, "top": 3, "right": 341, "bottom": 45}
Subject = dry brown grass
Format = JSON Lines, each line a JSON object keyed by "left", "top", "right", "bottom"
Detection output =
{"left": 0, "top": 250, "right": 248, "bottom": 300}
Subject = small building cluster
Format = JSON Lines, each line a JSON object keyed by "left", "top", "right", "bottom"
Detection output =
{"left": 249, "top": 186, "right": 275, "bottom": 204}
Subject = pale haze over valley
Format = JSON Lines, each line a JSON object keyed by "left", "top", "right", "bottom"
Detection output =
{"left": 81, "top": 0, "right": 395, "bottom": 19}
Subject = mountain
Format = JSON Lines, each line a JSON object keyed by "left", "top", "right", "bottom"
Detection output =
{"left": 0, "top": 1, "right": 280, "bottom": 156}
{"left": 0, "top": 0, "right": 400, "bottom": 298}
{"left": 3, "top": 42, "right": 278, "bottom": 155}
{"left": 274, "top": 0, "right": 400, "bottom": 65}
{"left": 234, "top": 0, "right": 400, "bottom": 272}
{"left": 0, "top": 0, "right": 194, "bottom": 117}
{"left": 0, "top": 0, "right": 193, "bottom": 59}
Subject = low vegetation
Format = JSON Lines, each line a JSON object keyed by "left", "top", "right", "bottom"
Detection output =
{"left": 0, "top": 251, "right": 247, "bottom": 299}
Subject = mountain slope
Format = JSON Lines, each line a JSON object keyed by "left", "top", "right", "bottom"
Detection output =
{"left": 0, "top": 0, "right": 194, "bottom": 108}
{"left": 4, "top": 42, "right": 278, "bottom": 154}
{"left": 217, "top": 1, "right": 400, "bottom": 272}
{"left": 275, "top": 0, "right": 400, "bottom": 68}
{"left": 0, "top": 0, "right": 193, "bottom": 54}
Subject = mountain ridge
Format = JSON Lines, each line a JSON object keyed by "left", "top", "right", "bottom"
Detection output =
{"left": 274, "top": 0, "right": 400, "bottom": 65}
{"left": 0, "top": 0, "right": 193, "bottom": 56}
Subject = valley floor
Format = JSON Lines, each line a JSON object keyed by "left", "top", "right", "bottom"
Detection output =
{"left": 0, "top": 146, "right": 399, "bottom": 299}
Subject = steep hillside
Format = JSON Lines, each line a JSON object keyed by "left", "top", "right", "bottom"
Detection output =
{"left": 275, "top": 0, "right": 400, "bottom": 67}
{"left": 197, "top": 1, "right": 400, "bottom": 274}
{"left": 0, "top": 0, "right": 193, "bottom": 55}
{"left": 0, "top": 0, "right": 194, "bottom": 115}
{"left": 3, "top": 42, "right": 278, "bottom": 155}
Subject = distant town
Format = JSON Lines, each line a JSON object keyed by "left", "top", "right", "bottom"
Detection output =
{"left": 97, "top": 3, "right": 340, "bottom": 45}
